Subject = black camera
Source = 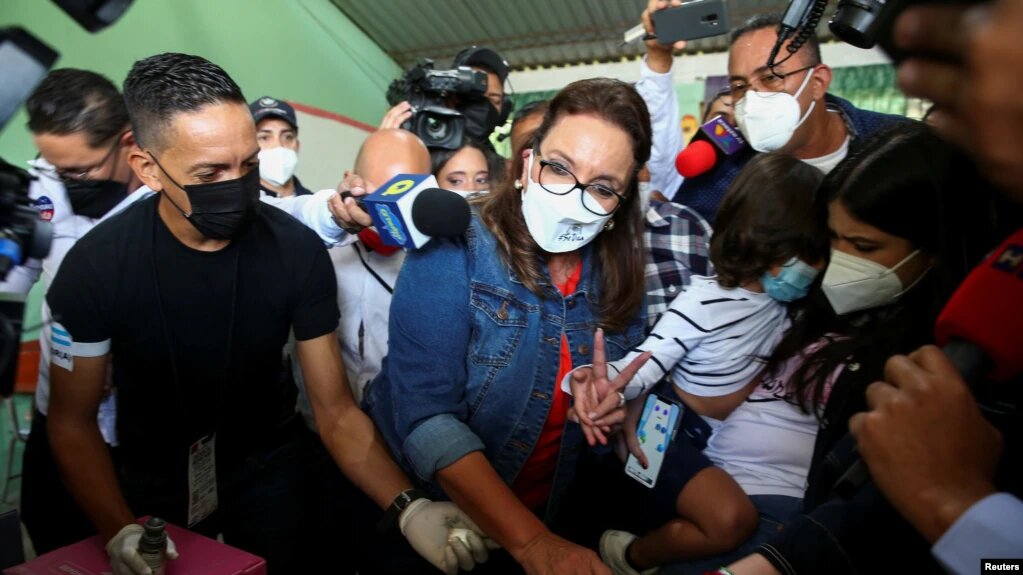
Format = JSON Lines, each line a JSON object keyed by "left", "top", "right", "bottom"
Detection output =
{"left": 829, "top": 0, "right": 911, "bottom": 51}
{"left": 0, "top": 159, "right": 51, "bottom": 280}
{"left": 772, "top": 0, "right": 980, "bottom": 67}
{"left": 0, "top": 158, "right": 52, "bottom": 397}
{"left": 1, "top": 0, "right": 134, "bottom": 397}
{"left": 387, "top": 59, "right": 489, "bottom": 150}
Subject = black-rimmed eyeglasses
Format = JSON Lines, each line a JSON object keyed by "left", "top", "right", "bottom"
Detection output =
{"left": 536, "top": 157, "right": 625, "bottom": 216}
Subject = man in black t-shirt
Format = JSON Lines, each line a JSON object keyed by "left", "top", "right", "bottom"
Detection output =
{"left": 46, "top": 53, "right": 492, "bottom": 575}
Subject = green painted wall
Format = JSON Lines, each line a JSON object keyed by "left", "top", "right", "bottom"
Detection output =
{"left": 675, "top": 81, "right": 704, "bottom": 124}
{"left": 1, "top": 0, "right": 401, "bottom": 340}
{"left": 0, "top": 0, "right": 400, "bottom": 161}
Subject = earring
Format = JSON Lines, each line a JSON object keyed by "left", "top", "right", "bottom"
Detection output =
{"left": 514, "top": 181, "right": 523, "bottom": 190}
{"left": 603, "top": 219, "right": 615, "bottom": 231}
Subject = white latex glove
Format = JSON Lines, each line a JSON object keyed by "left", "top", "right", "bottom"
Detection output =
{"left": 105, "top": 524, "right": 179, "bottom": 575}
{"left": 399, "top": 498, "right": 500, "bottom": 574}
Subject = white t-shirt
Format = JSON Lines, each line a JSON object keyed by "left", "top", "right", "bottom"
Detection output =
{"left": 704, "top": 340, "right": 844, "bottom": 498}
{"left": 803, "top": 132, "right": 851, "bottom": 175}
{"left": 588, "top": 276, "right": 790, "bottom": 400}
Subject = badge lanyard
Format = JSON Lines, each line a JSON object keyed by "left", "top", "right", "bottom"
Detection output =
{"left": 150, "top": 207, "right": 241, "bottom": 526}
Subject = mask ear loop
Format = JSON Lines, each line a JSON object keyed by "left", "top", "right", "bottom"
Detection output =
{"left": 147, "top": 151, "right": 193, "bottom": 218}
{"left": 792, "top": 67, "right": 819, "bottom": 129}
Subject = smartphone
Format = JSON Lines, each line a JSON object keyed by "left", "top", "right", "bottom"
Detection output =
{"left": 651, "top": 0, "right": 730, "bottom": 44}
{"left": 625, "top": 394, "right": 682, "bottom": 489}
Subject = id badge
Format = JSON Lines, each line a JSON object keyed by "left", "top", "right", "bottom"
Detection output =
{"left": 187, "top": 434, "right": 218, "bottom": 527}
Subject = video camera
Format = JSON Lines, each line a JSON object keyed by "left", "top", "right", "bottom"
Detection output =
{"left": 771, "top": 0, "right": 978, "bottom": 67}
{"left": 0, "top": 28, "right": 58, "bottom": 398}
{"left": 0, "top": 159, "right": 52, "bottom": 397}
{"left": 1, "top": 0, "right": 134, "bottom": 397}
{"left": 386, "top": 59, "right": 489, "bottom": 150}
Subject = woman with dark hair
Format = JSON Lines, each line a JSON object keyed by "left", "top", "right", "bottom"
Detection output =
{"left": 366, "top": 78, "right": 653, "bottom": 574}
{"left": 579, "top": 123, "right": 998, "bottom": 575}
{"left": 430, "top": 138, "right": 506, "bottom": 195}
{"left": 714, "top": 123, "right": 1000, "bottom": 575}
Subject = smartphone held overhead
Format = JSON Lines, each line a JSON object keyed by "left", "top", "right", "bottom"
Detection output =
{"left": 650, "top": 0, "right": 731, "bottom": 44}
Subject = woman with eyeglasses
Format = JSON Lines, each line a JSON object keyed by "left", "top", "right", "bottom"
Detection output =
{"left": 365, "top": 78, "right": 651, "bottom": 575}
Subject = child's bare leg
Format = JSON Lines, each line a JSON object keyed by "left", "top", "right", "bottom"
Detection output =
{"left": 628, "top": 467, "right": 758, "bottom": 569}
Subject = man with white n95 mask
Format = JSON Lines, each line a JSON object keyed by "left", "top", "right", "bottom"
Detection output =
{"left": 249, "top": 96, "right": 312, "bottom": 199}
{"left": 635, "top": 1, "right": 909, "bottom": 223}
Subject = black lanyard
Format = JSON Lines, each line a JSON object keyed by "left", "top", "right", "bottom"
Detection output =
{"left": 150, "top": 208, "right": 241, "bottom": 442}
{"left": 353, "top": 243, "right": 394, "bottom": 294}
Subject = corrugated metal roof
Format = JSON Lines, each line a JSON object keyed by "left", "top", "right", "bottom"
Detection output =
{"left": 331, "top": 0, "right": 837, "bottom": 71}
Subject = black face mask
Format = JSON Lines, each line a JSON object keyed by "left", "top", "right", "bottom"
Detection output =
{"left": 63, "top": 178, "right": 128, "bottom": 219}
{"left": 150, "top": 154, "right": 260, "bottom": 240}
{"left": 461, "top": 98, "right": 500, "bottom": 141}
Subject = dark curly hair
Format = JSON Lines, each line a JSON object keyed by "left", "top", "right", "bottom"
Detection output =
{"left": 710, "top": 152, "right": 828, "bottom": 288}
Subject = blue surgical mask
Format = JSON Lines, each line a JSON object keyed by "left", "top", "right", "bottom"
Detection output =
{"left": 761, "top": 257, "right": 819, "bottom": 302}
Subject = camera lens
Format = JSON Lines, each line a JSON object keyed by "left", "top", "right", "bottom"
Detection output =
{"left": 424, "top": 116, "right": 450, "bottom": 142}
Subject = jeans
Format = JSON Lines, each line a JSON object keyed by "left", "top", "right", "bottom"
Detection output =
{"left": 660, "top": 495, "right": 803, "bottom": 575}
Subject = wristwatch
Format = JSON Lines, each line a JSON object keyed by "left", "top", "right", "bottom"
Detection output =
{"left": 377, "top": 488, "right": 428, "bottom": 534}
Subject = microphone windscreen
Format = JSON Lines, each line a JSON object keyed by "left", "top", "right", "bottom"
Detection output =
{"left": 675, "top": 140, "right": 717, "bottom": 178}
{"left": 935, "top": 228, "right": 1023, "bottom": 381}
{"left": 411, "top": 188, "right": 471, "bottom": 238}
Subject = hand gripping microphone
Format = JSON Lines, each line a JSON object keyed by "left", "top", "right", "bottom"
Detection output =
{"left": 342, "top": 174, "right": 471, "bottom": 249}
{"left": 833, "top": 228, "right": 1023, "bottom": 498}
{"left": 674, "top": 115, "right": 747, "bottom": 179}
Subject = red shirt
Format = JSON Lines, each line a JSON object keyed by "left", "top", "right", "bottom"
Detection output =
{"left": 511, "top": 262, "right": 583, "bottom": 511}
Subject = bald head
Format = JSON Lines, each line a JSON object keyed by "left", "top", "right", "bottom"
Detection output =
{"left": 354, "top": 128, "right": 431, "bottom": 189}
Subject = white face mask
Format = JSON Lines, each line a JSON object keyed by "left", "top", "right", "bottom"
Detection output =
{"left": 520, "top": 151, "right": 612, "bottom": 253}
{"left": 258, "top": 147, "right": 299, "bottom": 187}
{"left": 822, "top": 248, "right": 928, "bottom": 315}
{"left": 734, "top": 68, "right": 816, "bottom": 153}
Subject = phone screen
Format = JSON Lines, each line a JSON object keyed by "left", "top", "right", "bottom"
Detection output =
{"left": 624, "top": 394, "right": 681, "bottom": 488}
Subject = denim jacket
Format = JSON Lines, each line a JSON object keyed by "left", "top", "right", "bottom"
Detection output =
{"left": 365, "top": 214, "right": 647, "bottom": 519}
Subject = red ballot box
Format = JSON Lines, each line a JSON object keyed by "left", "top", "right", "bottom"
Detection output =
{"left": 4, "top": 518, "right": 266, "bottom": 575}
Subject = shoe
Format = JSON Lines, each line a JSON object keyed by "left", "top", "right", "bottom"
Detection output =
{"left": 599, "top": 530, "right": 660, "bottom": 575}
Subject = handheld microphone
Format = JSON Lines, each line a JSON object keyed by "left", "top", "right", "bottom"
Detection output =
{"left": 934, "top": 229, "right": 1023, "bottom": 382}
{"left": 342, "top": 174, "right": 471, "bottom": 249}
{"left": 675, "top": 116, "right": 747, "bottom": 179}
{"left": 833, "top": 228, "right": 1023, "bottom": 498}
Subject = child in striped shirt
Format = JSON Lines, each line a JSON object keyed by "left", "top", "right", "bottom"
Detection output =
{"left": 568, "top": 153, "right": 831, "bottom": 575}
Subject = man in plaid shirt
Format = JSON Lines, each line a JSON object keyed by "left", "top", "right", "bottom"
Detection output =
{"left": 642, "top": 197, "right": 713, "bottom": 328}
